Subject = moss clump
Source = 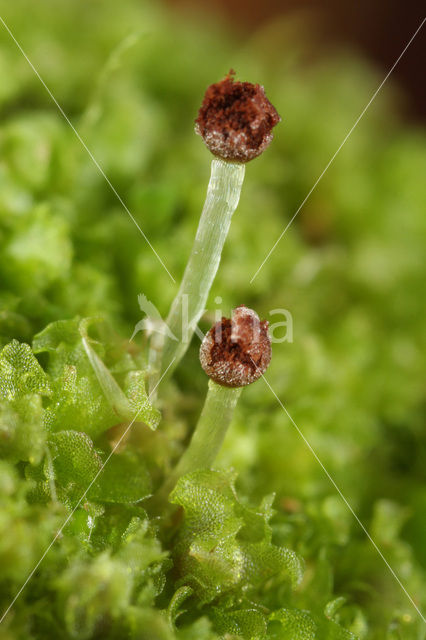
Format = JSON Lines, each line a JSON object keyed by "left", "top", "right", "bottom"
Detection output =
{"left": 0, "top": 0, "right": 425, "bottom": 638}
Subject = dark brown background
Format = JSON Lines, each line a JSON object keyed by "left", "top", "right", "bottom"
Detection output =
{"left": 168, "top": 0, "right": 426, "bottom": 122}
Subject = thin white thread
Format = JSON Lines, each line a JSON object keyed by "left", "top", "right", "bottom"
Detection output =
{"left": 250, "top": 17, "right": 426, "bottom": 283}
{"left": 0, "top": 15, "right": 175, "bottom": 284}
{"left": 260, "top": 371, "right": 425, "bottom": 623}
{"left": 0, "top": 358, "right": 175, "bottom": 625}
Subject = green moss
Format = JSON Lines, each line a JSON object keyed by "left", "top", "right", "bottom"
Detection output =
{"left": 0, "top": 0, "right": 425, "bottom": 638}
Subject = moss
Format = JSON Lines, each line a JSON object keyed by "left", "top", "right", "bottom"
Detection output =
{"left": 0, "top": 0, "right": 425, "bottom": 638}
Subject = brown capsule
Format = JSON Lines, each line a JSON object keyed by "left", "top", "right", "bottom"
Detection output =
{"left": 200, "top": 305, "right": 272, "bottom": 387}
{"left": 195, "top": 70, "right": 281, "bottom": 163}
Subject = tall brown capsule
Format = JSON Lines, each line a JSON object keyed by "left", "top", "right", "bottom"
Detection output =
{"left": 195, "top": 70, "right": 281, "bottom": 162}
{"left": 156, "top": 73, "right": 280, "bottom": 390}
{"left": 200, "top": 305, "right": 272, "bottom": 387}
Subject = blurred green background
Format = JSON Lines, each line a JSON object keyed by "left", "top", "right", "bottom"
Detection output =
{"left": 0, "top": 0, "right": 425, "bottom": 638}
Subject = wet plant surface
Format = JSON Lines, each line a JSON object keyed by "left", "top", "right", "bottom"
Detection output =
{"left": 0, "top": 1, "right": 425, "bottom": 638}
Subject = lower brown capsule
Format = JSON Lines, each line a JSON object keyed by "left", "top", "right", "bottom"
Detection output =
{"left": 200, "top": 305, "right": 272, "bottom": 387}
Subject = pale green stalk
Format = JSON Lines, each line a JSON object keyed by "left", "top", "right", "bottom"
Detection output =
{"left": 155, "top": 158, "right": 245, "bottom": 381}
{"left": 158, "top": 380, "right": 241, "bottom": 499}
